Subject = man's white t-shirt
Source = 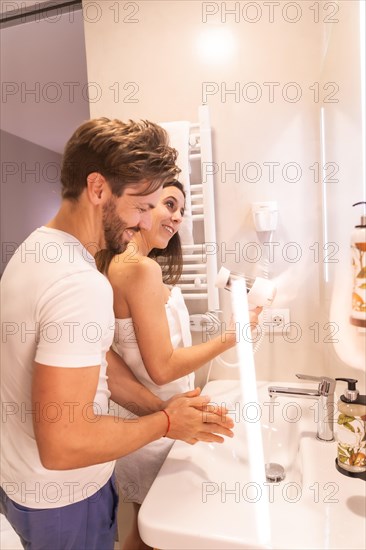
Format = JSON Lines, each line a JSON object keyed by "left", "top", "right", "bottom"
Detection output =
{"left": 0, "top": 227, "right": 115, "bottom": 508}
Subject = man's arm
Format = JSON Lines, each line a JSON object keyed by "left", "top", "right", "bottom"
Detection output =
{"left": 32, "top": 362, "right": 234, "bottom": 470}
{"left": 106, "top": 349, "right": 162, "bottom": 415}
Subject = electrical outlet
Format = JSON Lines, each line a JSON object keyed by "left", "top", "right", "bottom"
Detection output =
{"left": 265, "top": 308, "right": 290, "bottom": 333}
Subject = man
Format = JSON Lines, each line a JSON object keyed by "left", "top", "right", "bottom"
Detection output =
{"left": 0, "top": 118, "right": 233, "bottom": 550}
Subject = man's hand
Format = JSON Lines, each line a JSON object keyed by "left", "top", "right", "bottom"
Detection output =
{"left": 163, "top": 389, "right": 234, "bottom": 444}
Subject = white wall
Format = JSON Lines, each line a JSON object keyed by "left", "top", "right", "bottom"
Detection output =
{"left": 0, "top": 8, "right": 90, "bottom": 153}
{"left": 0, "top": 6, "right": 90, "bottom": 273}
{"left": 0, "top": 130, "right": 62, "bottom": 274}
{"left": 83, "top": 0, "right": 364, "bottom": 385}
{"left": 0, "top": 0, "right": 53, "bottom": 13}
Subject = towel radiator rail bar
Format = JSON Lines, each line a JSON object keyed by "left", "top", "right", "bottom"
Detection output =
{"left": 179, "top": 106, "right": 219, "bottom": 311}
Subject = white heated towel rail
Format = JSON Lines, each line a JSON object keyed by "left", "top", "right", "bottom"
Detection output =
{"left": 177, "top": 106, "right": 219, "bottom": 311}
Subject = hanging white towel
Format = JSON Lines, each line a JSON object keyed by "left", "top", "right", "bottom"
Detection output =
{"left": 159, "top": 121, "right": 194, "bottom": 248}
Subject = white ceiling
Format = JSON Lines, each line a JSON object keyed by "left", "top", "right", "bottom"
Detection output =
{"left": 0, "top": 0, "right": 63, "bottom": 15}
{"left": 0, "top": 6, "right": 90, "bottom": 153}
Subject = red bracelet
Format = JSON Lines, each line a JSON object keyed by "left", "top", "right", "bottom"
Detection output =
{"left": 161, "top": 409, "right": 170, "bottom": 437}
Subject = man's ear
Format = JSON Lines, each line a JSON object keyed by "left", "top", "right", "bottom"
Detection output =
{"left": 86, "top": 172, "right": 111, "bottom": 205}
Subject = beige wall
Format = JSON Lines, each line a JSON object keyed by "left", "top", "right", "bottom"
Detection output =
{"left": 82, "top": 0, "right": 364, "bottom": 386}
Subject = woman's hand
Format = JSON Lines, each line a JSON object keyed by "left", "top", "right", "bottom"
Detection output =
{"left": 224, "top": 306, "right": 263, "bottom": 344}
{"left": 249, "top": 306, "right": 263, "bottom": 331}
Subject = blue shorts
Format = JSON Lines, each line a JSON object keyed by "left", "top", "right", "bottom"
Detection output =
{"left": 0, "top": 476, "right": 119, "bottom": 550}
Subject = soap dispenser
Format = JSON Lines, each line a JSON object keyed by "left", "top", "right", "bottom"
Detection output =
{"left": 351, "top": 202, "right": 366, "bottom": 327}
{"left": 335, "top": 378, "right": 366, "bottom": 476}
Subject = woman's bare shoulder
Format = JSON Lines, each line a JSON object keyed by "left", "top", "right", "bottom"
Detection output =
{"left": 108, "top": 253, "right": 162, "bottom": 285}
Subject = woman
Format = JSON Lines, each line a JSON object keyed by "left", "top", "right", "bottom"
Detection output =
{"left": 97, "top": 180, "right": 260, "bottom": 550}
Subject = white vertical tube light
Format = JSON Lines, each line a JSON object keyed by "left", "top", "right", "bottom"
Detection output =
{"left": 320, "top": 106, "right": 329, "bottom": 283}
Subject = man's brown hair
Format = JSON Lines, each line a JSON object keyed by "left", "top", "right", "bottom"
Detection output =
{"left": 61, "top": 117, "right": 180, "bottom": 200}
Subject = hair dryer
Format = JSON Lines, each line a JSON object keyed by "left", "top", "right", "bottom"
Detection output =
{"left": 215, "top": 266, "right": 276, "bottom": 308}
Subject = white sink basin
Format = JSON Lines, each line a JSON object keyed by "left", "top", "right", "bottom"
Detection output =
{"left": 139, "top": 380, "right": 366, "bottom": 550}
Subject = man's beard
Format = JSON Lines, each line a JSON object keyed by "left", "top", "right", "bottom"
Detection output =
{"left": 102, "top": 197, "right": 130, "bottom": 254}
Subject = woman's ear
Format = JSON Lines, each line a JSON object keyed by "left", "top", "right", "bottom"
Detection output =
{"left": 86, "top": 172, "right": 111, "bottom": 205}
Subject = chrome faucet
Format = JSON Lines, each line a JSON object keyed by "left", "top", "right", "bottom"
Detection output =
{"left": 268, "top": 374, "right": 336, "bottom": 442}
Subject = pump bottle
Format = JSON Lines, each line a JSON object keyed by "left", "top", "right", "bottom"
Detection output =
{"left": 335, "top": 378, "right": 366, "bottom": 474}
{"left": 351, "top": 202, "right": 366, "bottom": 327}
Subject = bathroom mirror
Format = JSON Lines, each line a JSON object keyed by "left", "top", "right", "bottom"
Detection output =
{"left": 1, "top": 0, "right": 365, "bottom": 383}
{"left": 82, "top": 0, "right": 366, "bottom": 382}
